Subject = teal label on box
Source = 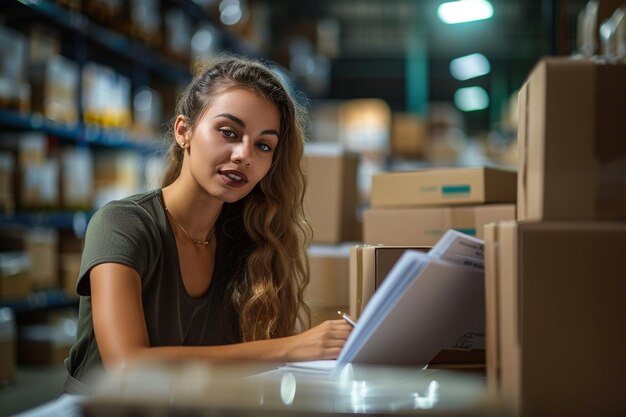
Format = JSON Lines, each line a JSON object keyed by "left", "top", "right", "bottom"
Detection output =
{"left": 442, "top": 185, "right": 471, "bottom": 195}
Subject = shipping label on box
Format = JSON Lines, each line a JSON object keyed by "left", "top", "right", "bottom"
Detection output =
{"left": 363, "top": 204, "right": 515, "bottom": 246}
{"left": 517, "top": 58, "right": 626, "bottom": 221}
{"left": 371, "top": 166, "right": 517, "bottom": 208}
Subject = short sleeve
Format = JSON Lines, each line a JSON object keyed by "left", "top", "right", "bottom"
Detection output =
{"left": 76, "top": 200, "right": 161, "bottom": 296}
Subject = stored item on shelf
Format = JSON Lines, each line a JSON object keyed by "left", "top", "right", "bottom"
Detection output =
{"left": 18, "top": 309, "right": 77, "bottom": 365}
{"left": 132, "top": 86, "right": 163, "bottom": 141}
{"left": 82, "top": 62, "right": 132, "bottom": 129}
{"left": 363, "top": 204, "right": 515, "bottom": 246}
{"left": 349, "top": 245, "right": 429, "bottom": 318}
{"left": 30, "top": 53, "right": 80, "bottom": 125}
{"left": 93, "top": 149, "right": 142, "bottom": 209}
{"left": 338, "top": 99, "right": 391, "bottom": 154}
{"left": 61, "top": 146, "right": 94, "bottom": 210}
{"left": 85, "top": 0, "right": 128, "bottom": 34}
{"left": 303, "top": 143, "right": 359, "bottom": 244}
{"left": 390, "top": 112, "right": 428, "bottom": 159}
{"left": 17, "top": 133, "right": 60, "bottom": 210}
{"left": 60, "top": 252, "right": 81, "bottom": 297}
{"left": 517, "top": 58, "right": 626, "bottom": 221}
{"left": 0, "top": 252, "right": 32, "bottom": 300}
{"left": 0, "top": 307, "right": 17, "bottom": 384}
{"left": 484, "top": 221, "right": 626, "bottom": 416}
{"left": 0, "top": 25, "right": 29, "bottom": 112}
{"left": 25, "top": 228, "right": 59, "bottom": 290}
{"left": 0, "top": 151, "right": 15, "bottom": 214}
{"left": 191, "top": 24, "right": 222, "bottom": 68}
{"left": 55, "top": 0, "right": 82, "bottom": 11}
{"left": 165, "top": 8, "right": 193, "bottom": 65}
{"left": 371, "top": 166, "right": 517, "bottom": 208}
{"left": 305, "top": 244, "right": 351, "bottom": 326}
{"left": 28, "top": 24, "right": 61, "bottom": 65}
{"left": 129, "top": 0, "right": 162, "bottom": 47}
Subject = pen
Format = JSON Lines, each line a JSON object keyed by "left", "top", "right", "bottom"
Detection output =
{"left": 337, "top": 310, "right": 357, "bottom": 327}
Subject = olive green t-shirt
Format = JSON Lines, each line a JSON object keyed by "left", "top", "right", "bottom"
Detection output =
{"left": 65, "top": 190, "right": 247, "bottom": 382}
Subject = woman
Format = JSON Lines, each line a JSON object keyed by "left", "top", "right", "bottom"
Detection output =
{"left": 64, "top": 57, "right": 352, "bottom": 393}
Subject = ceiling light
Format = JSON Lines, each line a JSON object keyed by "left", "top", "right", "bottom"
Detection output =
{"left": 449, "top": 53, "right": 491, "bottom": 80}
{"left": 454, "top": 86, "right": 489, "bottom": 111}
{"left": 438, "top": 0, "right": 494, "bottom": 24}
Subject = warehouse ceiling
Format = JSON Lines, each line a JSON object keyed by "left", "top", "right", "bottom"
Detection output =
{"left": 263, "top": 0, "right": 593, "bottom": 135}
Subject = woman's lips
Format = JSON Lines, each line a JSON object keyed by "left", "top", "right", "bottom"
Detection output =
{"left": 219, "top": 170, "right": 249, "bottom": 187}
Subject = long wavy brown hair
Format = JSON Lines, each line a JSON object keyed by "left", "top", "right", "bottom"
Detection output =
{"left": 160, "top": 56, "right": 312, "bottom": 341}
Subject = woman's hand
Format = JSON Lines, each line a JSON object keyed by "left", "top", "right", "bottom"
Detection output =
{"left": 282, "top": 319, "right": 353, "bottom": 362}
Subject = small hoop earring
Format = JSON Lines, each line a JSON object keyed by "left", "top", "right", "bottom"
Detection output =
{"left": 179, "top": 142, "right": 186, "bottom": 148}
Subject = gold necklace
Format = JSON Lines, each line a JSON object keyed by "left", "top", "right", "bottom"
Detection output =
{"left": 165, "top": 207, "right": 213, "bottom": 246}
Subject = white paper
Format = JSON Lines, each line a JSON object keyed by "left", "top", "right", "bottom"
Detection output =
{"left": 335, "top": 230, "right": 485, "bottom": 370}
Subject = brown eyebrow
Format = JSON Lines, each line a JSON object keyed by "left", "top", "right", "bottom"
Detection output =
{"left": 215, "top": 113, "right": 280, "bottom": 138}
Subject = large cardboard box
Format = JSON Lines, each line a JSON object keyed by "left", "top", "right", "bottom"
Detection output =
{"left": 485, "top": 221, "right": 626, "bottom": 416}
{"left": 517, "top": 58, "right": 626, "bottom": 221}
{"left": 303, "top": 144, "right": 359, "bottom": 244}
{"left": 348, "top": 245, "right": 429, "bottom": 318}
{"left": 371, "top": 166, "right": 516, "bottom": 208}
{"left": 305, "top": 244, "right": 351, "bottom": 326}
{"left": 363, "top": 204, "right": 515, "bottom": 246}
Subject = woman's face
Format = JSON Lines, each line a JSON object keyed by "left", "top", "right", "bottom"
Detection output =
{"left": 177, "top": 87, "right": 281, "bottom": 203}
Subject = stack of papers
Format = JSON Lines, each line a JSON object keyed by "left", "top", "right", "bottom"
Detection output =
{"left": 335, "top": 229, "right": 485, "bottom": 368}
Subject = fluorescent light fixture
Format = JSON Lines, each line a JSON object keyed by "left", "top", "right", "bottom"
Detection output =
{"left": 454, "top": 86, "right": 489, "bottom": 111}
{"left": 449, "top": 53, "right": 491, "bottom": 80}
{"left": 438, "top": 0, "right": 494, "bottom": 24}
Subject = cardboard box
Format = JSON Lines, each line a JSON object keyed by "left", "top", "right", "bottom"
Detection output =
{"left": 0, "top": 252, "right": 31, "bottom": 300}
{"left": 303, "top": 144, "right": 359, "bottom": 244}
{"left": 18, "top": 309, "right": 77, "bottom": 365}
{"left": 349, "top": 245, "right": 429, "bottom": 318}
{"left": 29, "top": 53, "right": 79, "bottom": 125}
{"left": 16, "top": 133, "right": 60, "bottom": 210}
{"left": 371, "top": 166, "right": 516, "bottom": 208}
{"left": 0, "top": 25, "right": 29, "bottom": 112}
{"left": 60, "top": 146, "right": 94, "bottom": 210}
{"left": 390, "top": 112, "right": 428, "bottom": 159}
{"left": 60, "top": 252, "right": 81, "bottom": 297}
{"left": 486, "top": 221, "right": 626, "bottom": 416}
{"left": 517, "top": 58, "right": 626, "bottom": 221}
{"left": 25, "top": 228, "right": 59, "bottom": 290}
{"left": 483, "top": 223, "right": 501, "bottom": 396}
{"left": 0, "top": 307, "right": 16, "bottom": 384}
{"left": 305, "top": 244, "right": 351, "bottom": 326}
{"left": 363, "top": 204, "right": 515, "bottom": 246}
{"left": 0, "top": 151, "right": 15, "bottom": 213}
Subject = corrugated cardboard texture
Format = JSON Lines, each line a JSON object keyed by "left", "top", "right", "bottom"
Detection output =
{"left": 363, "top": 204, "right": 515, "bottom": 246}
{"left": 517, "top": 58, "right": 626, "bottom": 221}
{"left": 493, "top": 221, "right": 626, "bottom": 416}
{"left": 303, "top": 152, "right": 359, "bottom": 244}
{"left": 305, "top": 246, "right": 350, "bottom": 308}
{"left": 371, "top": 167, "right": 517, "bottom": 208}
